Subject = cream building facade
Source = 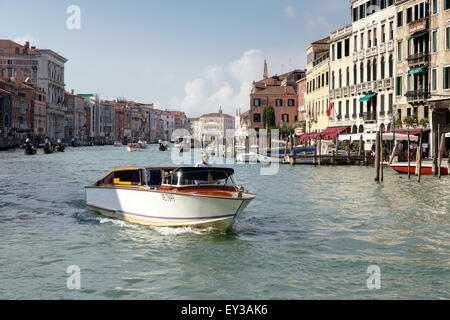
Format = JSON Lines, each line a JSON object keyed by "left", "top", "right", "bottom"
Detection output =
{"left": 305, "top": 37, "right": 330, "bottom": 133}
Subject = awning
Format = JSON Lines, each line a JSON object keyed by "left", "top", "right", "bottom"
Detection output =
{"left": 298, "top": 132, "right": 320, "bottom": 140}
{"left": 385, "top": 130, "right": 428, "bottom": 135}
{"left": 410, "top": 31, "right": 428, "bottom": 39}
{"left": 320, "top": 126, "right": 349, "bottom": 140}
{"left": 338, "top": 133, "right": 418, "bottom": 142}
{"left": 408, "top": 67, "right": 425, "bottom": 74}
{"left": 359, "top": 93, "right": 376, "bottom": 102}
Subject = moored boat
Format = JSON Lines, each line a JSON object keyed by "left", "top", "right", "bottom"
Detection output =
{"left": 85, "top": 166, "right": 256, "bottom": 231}
{"left": 390, "top": 162, "right": 449, "bottom": 175}
{"left": 159, "top": 140, "right": 170, "bottom": 151}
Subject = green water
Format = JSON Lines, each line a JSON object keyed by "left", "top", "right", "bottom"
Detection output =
{"left": 0, "top": 145, "right": 448, "bottom": 299}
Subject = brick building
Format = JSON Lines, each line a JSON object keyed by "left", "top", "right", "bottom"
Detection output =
{"left": 249, "top": 61, "right": 305, "bottom": 130}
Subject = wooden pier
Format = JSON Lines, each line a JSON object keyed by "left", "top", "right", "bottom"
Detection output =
{"left": 287, "top": 152, "right": 374, "bottom": 166}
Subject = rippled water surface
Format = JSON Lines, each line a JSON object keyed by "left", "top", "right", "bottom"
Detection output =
{"left": 0, "top": 145, "right": 449, "bottom": 299}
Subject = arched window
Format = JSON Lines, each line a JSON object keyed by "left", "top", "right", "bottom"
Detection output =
{"left": 353, "top": 64, "right": 358, "bottom": 85}
{"left": 389, "top": 55, "right": 393, "bottom": 78}
{"left": 4, "top": 114, "right": 10, "bottom": 127}
{"left": 339, "top": 69, "right": 342, "bottom": 88}
{"left": 346, "top": 67, "right": 350, "bottom": 86}
{"left": 367, "top": 61, "right": 371, "bottom": 82}
{"left": 373, "top": 59, "right": 377, "bottom": 81}
{"left": 360, "top": 62, "right": 364, "bottom": 84}
{"left": 381, "top": 56, "right": 385, "bottom": 79}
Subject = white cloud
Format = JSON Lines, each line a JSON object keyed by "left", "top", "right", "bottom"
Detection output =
{"left": 283, "top": 6, "right": 296, "bottom": 21}
{"left": 13, "top": 34, "right": 37, "bottom": 46}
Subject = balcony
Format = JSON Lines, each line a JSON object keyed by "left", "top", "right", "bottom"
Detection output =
{"left": 366, "top": 46, "right": 378, "bottom": 58}
{"left": 379, "top": 42, "right": 386, "bottom": 53}
{"left": 342, "top": 87, "right": 349, "bottom": 97}
{"left": 352, "top": 51, "right": 358, "bottom": 62}
{"left": 356, "top": 84, "right": 362, "bottom": 94}
{"left": 358, "top": 50, "right": 364, "bottom": 60}
{"left": 405, "top": 90, "right": 430, "bottom": 102}
{"left": 407, "top": 52, "right": 430, "bottom": 67}
{"left": 385, "top": 78, "right": 394, "bottom": 90}
{"left": 363, "top": 112, "right": 377, "bottom": 122}
{"left": 329, "top": 90, "right": 335, "bottom": 99}
{"left": 335, "top": 88, "right": 342, "bottom": 98}
{"left": 350, "top": 85, "right": 356, "bottom": 95}
{"left": 387, "top": 40, "right": 394, "bottom": 51}
{"left": 377, "top": 80, "right": 385, "bottom": 91}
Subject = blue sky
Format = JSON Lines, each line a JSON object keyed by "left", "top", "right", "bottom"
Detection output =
{"left": 0, "top": 0, "right": 350, "bottom": 117}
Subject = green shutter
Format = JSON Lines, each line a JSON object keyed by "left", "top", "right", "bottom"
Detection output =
{"left": 445, "top": 67, "right": 449, "bottom": 90}
{"left": 432, "top": 69, "right": 437, "bottom": 91}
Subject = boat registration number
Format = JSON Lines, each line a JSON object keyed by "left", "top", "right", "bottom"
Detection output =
{"left": 161, "top": 193, "right": 175, "bottom": 202}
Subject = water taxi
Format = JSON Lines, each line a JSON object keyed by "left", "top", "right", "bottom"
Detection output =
{"left": 85, "top": 166, "right": 256, "bottom": 231}
{"left": 390, "top": 162, "right": 449, "bottom": 175}
{"left": 127, "top": 143, "right": 142, "bottom": 151}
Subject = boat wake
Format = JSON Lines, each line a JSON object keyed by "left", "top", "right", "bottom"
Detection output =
{"left": 150, "top": 226, "right": 211, "bottom": 236}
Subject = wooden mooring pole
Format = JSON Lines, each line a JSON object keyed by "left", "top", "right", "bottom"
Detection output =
{"left": 380, "top": 130, "right": 383, "bottom": 182}
{"left": 438, "top": 133, "right": 444, "bottom": 179}
{"left": 407, "top": 131, "right": 411, "bottom": 179}
{"left": 374, "top": 131, "right": 380, "bottom": 182}
{"left": 318, "top": 135, "right": 322, "bottom": 166}
{"left": 417, "top": 129, "right": 423, "bottom": 183}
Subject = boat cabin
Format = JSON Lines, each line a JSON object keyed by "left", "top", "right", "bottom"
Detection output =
{"left": 94, "top": 167, "right": 238, "bottom": 189}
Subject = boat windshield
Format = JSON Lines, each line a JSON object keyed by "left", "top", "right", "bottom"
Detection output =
{"left": 164, "top": 169, "right": 237, "bottom": 187}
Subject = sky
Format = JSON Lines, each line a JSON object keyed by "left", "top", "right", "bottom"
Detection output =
{"left": 0, "top": 0, "right": 350, "bottom": 118}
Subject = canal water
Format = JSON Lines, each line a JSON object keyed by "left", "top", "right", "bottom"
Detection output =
{"left": 0, "top": 145, "right": 449, "bottom": 299}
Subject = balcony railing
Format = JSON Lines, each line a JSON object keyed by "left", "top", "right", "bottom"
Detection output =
{"left": 366, "top": 46, "right": 378, "bottom": 58}
{"left": 352, "top": 51, "right": 358, "bottom": 62}
{"left": 387, "top": 40, "right": 394, "bottom": 51}
{"left": 329, "top": 90, "right": 335, "bottom": 99}
{"left": 350, "top": 85, "right": 356, "bottom": 95}
{"left": 407, "top": 52, "right": 430, "bottom": 66}
{"left": 405, "top": 90, "right": 430, "bottom": 102}
{"left": 342, "top": 87, "right": 349, "bottom": 97}
{"left": 356, "top": 84, "right": 362, "bottom": 94}
{"left": 377, "top": 80, "right": 384, "bottom": 90}
{"left": 358, "top": 50, "right": 364, "bottom": 60}
{"left": 363, "top": 112, "right": 377, "bottom": 122}
{"left": 335, "top": 88, "right": 342, "bottom": 98}
{"left": 385, "top": 78, "right": 394, "bottom": 90}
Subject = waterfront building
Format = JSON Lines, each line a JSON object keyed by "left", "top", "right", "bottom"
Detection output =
{"left": 99, "top": 100, "right": 115, "bottom": 143}
{"left": 20, "top": 81, "right": 46, "bottom": 140}
{"left": 305, "top": 37, "right": 330, "bottom": 133}
{"left": 250, "top": 61, "right": 305, "bottom": 130}
{"left": 297, "top": 77, "right": 307, "bottom": 122}
{"left": 198, "top": 107, "right": 235, "bottom": 144}
{"left": 64, "top": 90, "right": 87, "bottom": 142}
{"left": 428, "top": 0, "right": 450, "bottom": 158}
{"left": 37, "top": 49, "right": 67, "bottom": 140}
{"left": 330, "top": 0, "right": 396, "bottom": 136}
{"left": 161, "top": 111, "right": 175, "bottom": 141}
{"left": 395, "top": 0, "right": 432, "bottom": 129}
{"left": 0, "top": 41, "right": 40, "bottom": 85}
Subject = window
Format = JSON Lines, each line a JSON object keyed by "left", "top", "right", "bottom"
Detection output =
{"left": 389, "top": 94, "right": 393, "bottom": 114}
{"left": 397, "top": 11, "right": 403, "bottom": 27}
{"left": 360, "top": 4, "right": 365, "bottom": 19}
{"left": 396, "top": 76, "right": 402, "bottom": 96}
{"left": 447, "top": 27, "right": 450, "bottom": 50}
{"left": 380, "top": 95, "right": 385, "bottom": 114}
{"left": 326, "top": 72, "right": 329, "bottom": 85}
{"left": 322, "top": 73, "right": 325, "bottom": 87}
{"left": 253, "top": 98, "right": 261, "bottom": 107}
{"left": 424, "top": 106, "right": 429, "bottom": 119}
{"left": 354, "top": 35, "right": 358, "bottom": 51}
{"left": 433, "top": 0, "right": 438, "bottom": 14}
{"left": 345, "top": 100, "right": 350, "bottom": 118}
{"left": 332, "top": 44, "right": 335, "bottom": 61}
{"left": 345, "top": 39, "right": 350, "bottom": 57}
{"left": 253, "top": 113, "right": 261, "bottom": 122}
{"left": 444, "top": 66, "right": 450, "bottom": 89}
{"left": 360, "top": 63, "right": 364, "bottom": 83}
{"left": 346, "top": 67, "right": 350, "bottom": 86}
{"left": 339, "top": 69, "right": 342, "bottom": 88}
{"left": 353, "top": 65, "right": 357, "bottom": 85}
{"left": 389, "top": 55, "right": 394, "bottom": 78}
{"left": 445, "top": 0, "right": 450, "bottom": 10}
{"left": 353, "top": 7, "right": 358, "bottom": 22}
{"left": 114, "top": 170, "right": 141, "bottom": 185}
{"left": 432, "top": 30, "right": 438, "bottom": 53}
{"left": 337, "top": 42, "right": 342, "bottom": 59}
{"left": 146, "top": 169, "right": 162, "bottom": 186}
{"left": 389, "top": 21, "right": 394, "bottom": 40}
{"left": 381, "top": 25, "right": 386, "bottom": 43}
{"left": 353, "top": 99, "right": 357, "bottom": 116}
{"left": 381, "top": 57, "right": 385, "bottom": 79}
{"left": 373, "top": 60, "right": 377, "bottom": 81}
{"left": 432, "top": 68, "right": 437, "bottom": 91}
{"left": 276, "top": 99, "right": 283, "bottom": 106}
{"left": 367, "top": 61, "right": 371, "bottom": 82}
{"left": 398, "top": 41, "right": 402, "bottom": 61}
{"left": 406, "top": 7, "right": 412, "bottom": 24}
{"left": 407, "top": 74, "right": 411, "bottom": 91}
{"left": 282, "top": 114, "right": 289, "bottom": 122}
{"left": 368, "top": 30, "right": 372, "bottom": 47}
{"left": 381, "top": 0, "right": 386, "bottom": 10}
{"left": 288, "top": 99, "right": 295, "bottom": 106}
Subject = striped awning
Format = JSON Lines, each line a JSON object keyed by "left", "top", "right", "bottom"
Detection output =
{"left": 359, "top": 93, "right": 376, "bottom": 102}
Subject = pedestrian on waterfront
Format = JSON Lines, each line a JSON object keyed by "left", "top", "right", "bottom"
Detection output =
{"left": 195, "top": 152, "right": 212, "bottom": 167}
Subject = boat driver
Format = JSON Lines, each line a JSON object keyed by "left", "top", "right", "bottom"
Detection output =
{"left": 195, "top": 152, "right": 212, "bottom": 168}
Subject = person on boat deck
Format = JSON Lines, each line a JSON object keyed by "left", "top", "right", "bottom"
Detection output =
{"left": 195, "top": 152, "right": 211, "bottom": 167}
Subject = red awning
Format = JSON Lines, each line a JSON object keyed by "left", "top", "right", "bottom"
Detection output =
{"left": 320, "top": 126, "right": 349, "bottom": 140}
{"left": 298, "top": 132, "right": 320, "bottom": 140}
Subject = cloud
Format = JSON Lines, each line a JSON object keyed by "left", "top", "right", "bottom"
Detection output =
{"left": 283, "top": 6, "right": 296, "bottom": 21}
{"left": 176, "top": 48, "right": 305, "bottom": 117}
{"left": 13, "top": 34, "right": 37, "bottom": 46}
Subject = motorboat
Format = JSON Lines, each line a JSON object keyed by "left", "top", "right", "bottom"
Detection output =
{"left": 85, "top": 166, "right": 256, "bottom": 231}
{"left": 390, "top": 162, "right": 449, "bottom": 175}
{"left": 114, "top": 141, "right": 123, "bottom": 147}
{"left": 127, "top": 143, "right": 142, "bottom": 151}
{"left": 24, "top": 144, "right": 36, "bottom": 155}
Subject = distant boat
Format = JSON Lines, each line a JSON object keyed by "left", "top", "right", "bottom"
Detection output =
{"left": 127, "top": 143, "right": 142, "bottom": 152}
{"left": 114, "top": 141, "right": 122, "bottom": 147}
{"left": 138, "top": 140, "right": 148, "bottom": 149}
{"left": 258, "top": 145, "right": 316, "bottom": 158}
{"left": 159, "top": 140, "right": 170, "bottom": 151}
{"left": 0, "top": 143, "right": 21, "bottom": 151}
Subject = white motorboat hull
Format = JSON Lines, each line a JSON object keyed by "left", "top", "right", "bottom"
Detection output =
{"left": 85, "top": 187, "right": 253, "bottom": 231}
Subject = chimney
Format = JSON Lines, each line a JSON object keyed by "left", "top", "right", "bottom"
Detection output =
{"left": 71, "top": 89, "right": 74, "bottom": 94}
{"left": 25, "top": 42, "right": 30, "bottom": 49}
